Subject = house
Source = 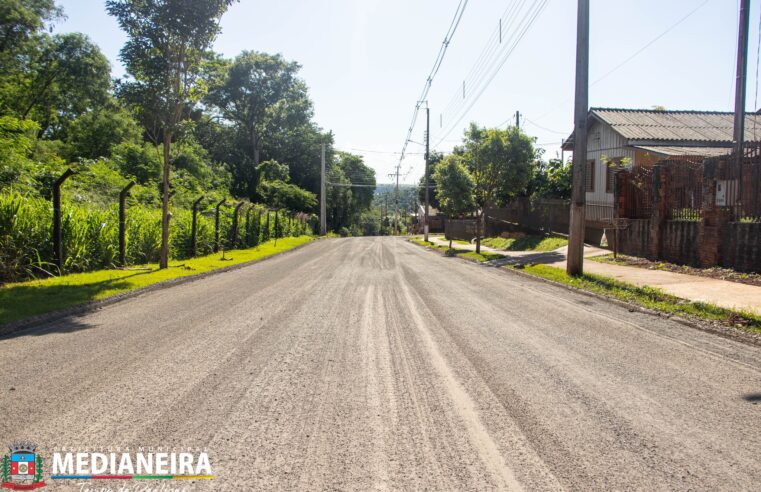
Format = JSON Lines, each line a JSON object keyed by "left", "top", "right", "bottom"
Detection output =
{"left": 562, "top": 107, "right": 760, "bottom": 240}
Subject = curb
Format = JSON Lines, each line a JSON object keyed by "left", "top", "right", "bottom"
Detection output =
{"left": 500, "top": 266, "right": 761, "bottom": 348}
{"left": 407, "top": 238, "right": 761, "bottom": 348}
{"left": 0, "top": 238, "right": 320, "bottom": 338}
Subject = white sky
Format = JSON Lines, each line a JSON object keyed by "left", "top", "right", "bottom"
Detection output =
{"left": 56, "top": 0, "right": 756, "bottom": 184}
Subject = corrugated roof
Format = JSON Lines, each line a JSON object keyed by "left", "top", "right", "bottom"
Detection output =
{"left": 562, "top": 108, "right": 761, "bottom": 149}
{"left": 632, "top": 146, "right": 732, "bottom": 157}
{"left": 591, "top": 108, "right": 761, "bottom": 143}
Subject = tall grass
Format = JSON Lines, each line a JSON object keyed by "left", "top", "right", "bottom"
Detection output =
{"left": 0, "top": 192, "right": 312, "bottom": 282}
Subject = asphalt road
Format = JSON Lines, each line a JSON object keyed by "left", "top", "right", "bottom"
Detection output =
{"left": 3, "top": 236, "right": 761, "bottom": 490}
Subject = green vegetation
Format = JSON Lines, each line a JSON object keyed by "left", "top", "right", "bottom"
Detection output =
{"left": 513, "top": 264, "right": 761, "bottom": 332}
{"left": 0, "top": 0, "right": 378, "bottom": 283}
{"left": 409, "top": 238, "right": 502, "bottom": 263}
{"left": 0, "top": 236, "right": 314, "bottom": 325}
{"left": 482, "top": 235, "right": 568, "bottom": 252}
{"left": 0, "top": 191, "right": 310, "bottom": 282}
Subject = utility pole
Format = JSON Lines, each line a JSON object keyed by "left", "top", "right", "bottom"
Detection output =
{"left": 515, "top": 110, "right": 521, "bottom": 128}
{"left": 567, "top": 0, "right": 589, "bottom": 276}
{"left": 733, "top": 0, "right": 750, "bottom": 207}
{"left": 320, "top": 143, "right": 326, "bottom": 235}
{"left": 424, "top": 106, "right": 431, "bottom": 242}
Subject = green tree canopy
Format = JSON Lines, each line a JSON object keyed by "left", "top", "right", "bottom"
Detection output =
{"left": 433, "top": 154, "right": 475, "bottom": 248}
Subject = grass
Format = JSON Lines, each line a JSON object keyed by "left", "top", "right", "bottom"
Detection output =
{"left": 512, "top": 263, "right": 761, "bottom": 332}
{"left": 482, "top": 235, "right": 568, "bottom": 252}
{"left": 0, "top": 236, "right": 315, "bottom": 325}
{"left": 409, "top": 238, "right": 502, "bottom": 263}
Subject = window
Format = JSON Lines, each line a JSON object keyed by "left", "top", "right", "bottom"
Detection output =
{"left": 585, "top": 160, "right": 595, "bottom": 192}
{"left": 606, "top": 157, "right": 623, "bottom": 193}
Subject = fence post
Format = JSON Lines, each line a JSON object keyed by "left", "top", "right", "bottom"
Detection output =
{"left": 244, "top": 205, "right": 252, "bottom": 246}
{"left": 52, "top": 168, "right": 76, "bottom": 271}
{"left": 274, "top": 210, "right": 280, "bottom": 244}
{"left": 118, "top": 181, "right": 136, "bottom": 266}
{"left": 649, "top": 164, "right": 666, "bottom": 260}
{"left": 265, "top": 210, "right": 271, "bottom": 241}
{"left": 190, "top": 196, "right": 204, "bottom": 257}
{"left": 230, "top": 202, "right": 244, "bottom": 249}
{"left": 214, "top": 199, "right": 226, "bottom": 253}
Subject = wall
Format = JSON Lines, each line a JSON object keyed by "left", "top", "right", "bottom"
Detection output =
{"left": 661, "top": 221, "right": 700, "bottom": 265}
{"left": 584, "top": 120, "right": 635, "bottom": 223}
{"left": 618, "top": 219, "right": 651, "bottom": 258}
{"left": 721, "top": 222, "right": 761, "bottom": 272}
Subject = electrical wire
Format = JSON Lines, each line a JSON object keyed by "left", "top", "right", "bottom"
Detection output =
{"left": 433, "top": 0, "right": 548, "bottom": 149}
{"left": 394, "top": 0, "right": 469, "bottom": 178}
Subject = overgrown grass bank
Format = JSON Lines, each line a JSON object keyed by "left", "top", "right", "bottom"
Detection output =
{"left": 482, "top": 235, "right": 567, "bottom": 252}
{"left": 512, "top": 264, "right": 761, "bottom": 332}
{"left": 0, "top": 236, "right": 314, "bottom": 325}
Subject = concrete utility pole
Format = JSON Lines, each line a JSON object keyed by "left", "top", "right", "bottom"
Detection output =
{"left": 567, "top": 0, "right": 589, "bottom": 276}
{"left": 320, "top": 143, "right": 326, "bottom": 236}
{"left": 424, "top": 106, "right": 431, "bottom": 242}
{"left": 515, "top": 110, "right": 521, "bottom": 129}
{"left": 733, "top": 0, "right": 750, "bottom": 206}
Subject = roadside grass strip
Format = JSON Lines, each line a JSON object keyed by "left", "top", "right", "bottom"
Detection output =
{"left": 482, "top": 235, "right": 568, "bottom": 252}
{"left": 512, "top": 264, "right": 761, "bottom": 333}
{"left": 409, "top": 238, "right": 502, "bottom": 263}
{"left": 0, "top": 236, "right": 314, "bottom": 325}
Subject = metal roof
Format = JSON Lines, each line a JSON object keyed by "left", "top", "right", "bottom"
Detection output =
{"left": 562, "top": 108, "right": 761, "bottom": 149}
{"left": 632, "top": 145, "right": 733, "bottom": 157}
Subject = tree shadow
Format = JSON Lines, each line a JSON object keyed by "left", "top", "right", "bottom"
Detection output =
{"left": 0, "top": 271, "right": 154, "bottom": 339}
{"left": 486, "top": 251, "right": 566, "bottom": 268}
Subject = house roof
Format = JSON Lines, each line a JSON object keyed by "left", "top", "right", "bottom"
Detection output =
{"left": 562, "top": 108, "right": 761, "bottom": 150}
{"left": 632, "top": 145, "right": 733, "bottom": 157}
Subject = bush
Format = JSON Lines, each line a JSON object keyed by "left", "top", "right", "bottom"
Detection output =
{"left": 0, "top": 192, "right": 312, "bottom": 283}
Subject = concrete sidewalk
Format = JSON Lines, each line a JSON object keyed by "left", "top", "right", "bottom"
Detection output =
{"left": 425, "top": 235, "right": 761, "bottom": 316}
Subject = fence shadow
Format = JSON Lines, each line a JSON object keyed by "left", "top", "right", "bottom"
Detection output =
{"left": 0, "top": 272, "right": 153, "bottom": 339}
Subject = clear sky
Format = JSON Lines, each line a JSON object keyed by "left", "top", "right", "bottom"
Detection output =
{"left": 54, "top": 0, "right": 757, "bottom": 185}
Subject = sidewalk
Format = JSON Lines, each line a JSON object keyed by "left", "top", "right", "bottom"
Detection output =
{"left": 425, "top": 235, "right": 761, "bottom": 316}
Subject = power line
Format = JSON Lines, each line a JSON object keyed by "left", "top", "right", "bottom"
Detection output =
{"left": 530, "top": 0, "right": 712, "bottom": 123}
{"left": 394, "top": 0, "right": 469, "bottom": 176}
{"left": 433, "top": 0, "right": 549, "bottom": 149}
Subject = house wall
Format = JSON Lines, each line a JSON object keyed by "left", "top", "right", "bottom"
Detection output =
{"left": 585, "top": 120, "right": 635, "bottom": 223}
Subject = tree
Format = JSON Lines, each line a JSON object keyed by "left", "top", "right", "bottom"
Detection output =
{"left": 529, "top": 157, "right": 572, "bottom": 200}
{"left": 336, "top": 151, "right": 375, "bottom": 223}
{"left": 107, "top": 0, "right": 237, "bottom": 269}
{"left": 205, "top": 51, "right": 313, "bottom": 199}
{"left": 65, "top": 100, "right": 142, "bottom": 160}
{"left": 461, "top": 123, "right": 534, "bottom": 253}
{"left": 2, "top": 32, "right": 111, "bottom": 136}
{"left": 417, "top": 150, "right": 444, "bottom": 209}
{"left": 0, "top": 0, "right": 62, "bottom": 55}
{"left": 433, "top": 154, "right": 475, "bottom": 249}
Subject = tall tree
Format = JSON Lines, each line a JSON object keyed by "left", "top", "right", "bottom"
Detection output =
{"left": 433, "top": 154, "right": 475, "bottom": 249}
{"left": 205, "top": 51, "right": 313, "bottom": 200}
{"left": 461, "top": 123, "right": 534, "bottom": 253}
{"left": 107, "top": 0, "right": 236, "bottom": 268}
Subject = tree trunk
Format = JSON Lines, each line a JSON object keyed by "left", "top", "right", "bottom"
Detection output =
{"left": 159, "top": 133, "right": 171, "bottom": 269}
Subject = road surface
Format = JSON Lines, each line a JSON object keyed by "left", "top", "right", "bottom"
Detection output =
{"left": 2, "top": 237, "right": 761, "bottom": 490}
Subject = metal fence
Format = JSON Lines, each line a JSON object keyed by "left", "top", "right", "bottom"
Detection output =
{"left": 712, "top": 144, "right": 761, "bottom": 222}
{"left": 663, "top": 158, "right": 704, "bottom": 221}
{"left": 617, "top": 165, "right": 654, "bottom": 219}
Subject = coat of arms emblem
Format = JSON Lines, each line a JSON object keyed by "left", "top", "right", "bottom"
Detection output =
{"left": 1, "top": 442, "right": 45, "bottom": 490}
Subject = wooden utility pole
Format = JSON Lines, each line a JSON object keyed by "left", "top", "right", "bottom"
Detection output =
{"left": 567, "top": 0, "right": 590, "bottom": 276}
{"left": 320, "top": 143, "right": 327, "bottom": 235}
{"left": 733, "top": 0, "right": 750, "bottom": 207}
{"left": 424, "top": 106, "right": 431, "bottom": 241}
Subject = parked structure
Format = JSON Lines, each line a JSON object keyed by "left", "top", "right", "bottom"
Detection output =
{"left": 562, "top": 108, "right": 761, "bottom": 241}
